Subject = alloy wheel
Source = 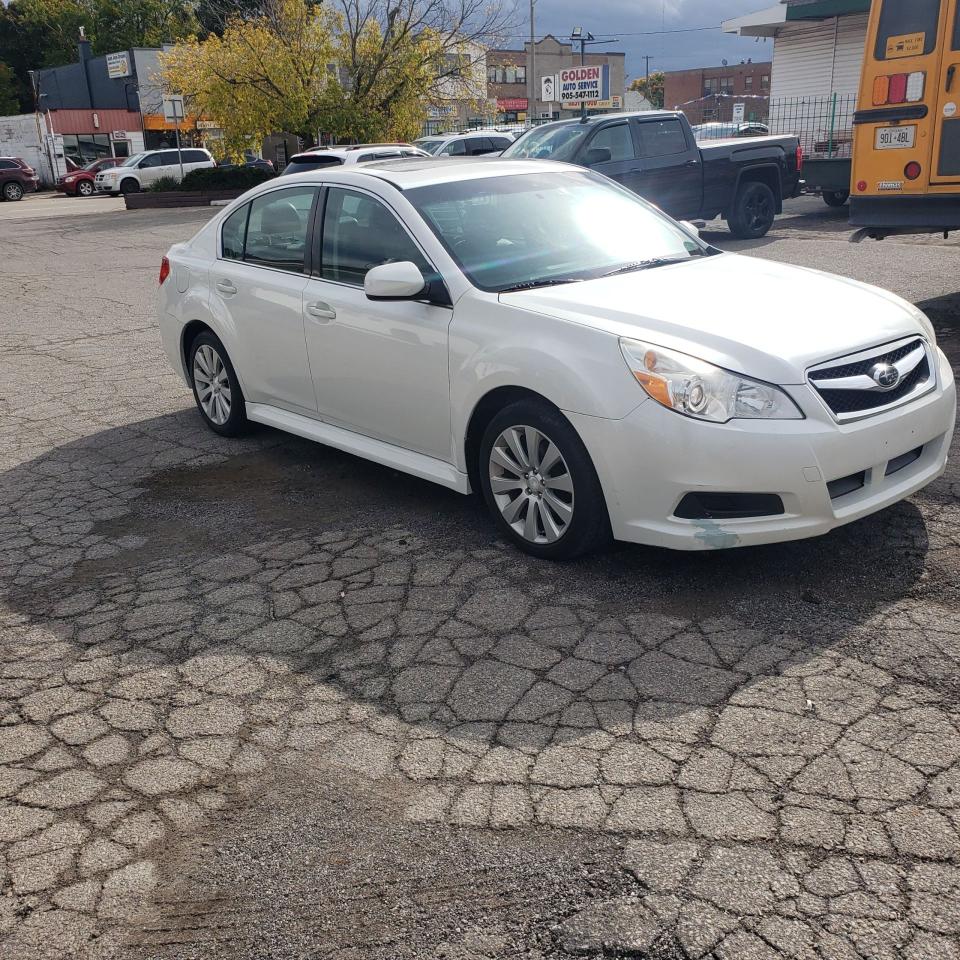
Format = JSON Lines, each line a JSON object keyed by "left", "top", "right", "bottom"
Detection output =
{"left": 78, "top": 181, "right": 94, "bottom": 196}
{"left": 488, "top": 425, "right": 574, "bottom": 544}
{"left": 193, "top": 344, "right": 232, "bottom": 425}
{"left": 3, "top": 182, "right": 23, "bottom": 201}
{"left": 746, "top": 193, "right": 772, "bottom": 231}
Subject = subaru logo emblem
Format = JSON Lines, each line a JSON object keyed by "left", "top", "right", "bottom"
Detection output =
{"left": 870, "top": 362, "right": 901, "bottom": 390}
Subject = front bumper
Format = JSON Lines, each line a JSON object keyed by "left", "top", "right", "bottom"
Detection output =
{"left": 568, "top": 347, "right": 956, "bottom": 550}
{"left": 95, "top": 181, "right": 119, "bottom": 194}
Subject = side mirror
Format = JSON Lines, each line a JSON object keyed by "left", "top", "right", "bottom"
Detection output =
{"left": 364, "top": 261, "right": 426, "bottom": 301}
{"left": 583, "top": 147, "right": 612, "bottom": 166}
{"left": 680, "top": 220, "right": 701, "bottom": 238}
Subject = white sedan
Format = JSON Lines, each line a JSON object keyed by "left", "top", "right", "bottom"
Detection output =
{"left": 158, "top": 159, "right": 956, "bottom": 559}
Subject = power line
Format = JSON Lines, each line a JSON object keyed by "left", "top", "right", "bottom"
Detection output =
{"left": 501, "top": 25, "right": 722, "bottom": 40}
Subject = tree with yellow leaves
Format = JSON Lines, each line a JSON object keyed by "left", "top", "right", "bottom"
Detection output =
{"left": 161, "top": 0, "right": 510, "bottom": 152}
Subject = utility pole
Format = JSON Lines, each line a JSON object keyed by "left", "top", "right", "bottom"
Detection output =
{"left": 529, "top": 0, "right": 537, "bottom": 126}
{"left": 579, "top": 34, "right": 589, "bottom": 122}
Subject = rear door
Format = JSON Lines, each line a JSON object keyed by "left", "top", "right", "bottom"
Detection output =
{"left": 933, "top": 0, "right": 960, "bottom": 181}
{"left": 632, "top": 116, "right": 703, "bottom": 219}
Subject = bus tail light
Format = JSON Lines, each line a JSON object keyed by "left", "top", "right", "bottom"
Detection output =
{"left": 873, "top": 72, "right": 925, "bottom": 105}
{"left": 905, "top": 161, "right": 922, "bottom": 180}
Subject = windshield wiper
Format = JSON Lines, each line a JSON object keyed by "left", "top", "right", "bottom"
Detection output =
{"left": 499, "top": 277, "right": 583, "bottom": 293}
{"left": 600, "top": 255, "right": 698, "bottom": 278}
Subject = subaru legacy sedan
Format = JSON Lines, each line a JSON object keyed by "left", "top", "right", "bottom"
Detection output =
{"left": 158, "top": 159, "right": 956, "bottom": 559}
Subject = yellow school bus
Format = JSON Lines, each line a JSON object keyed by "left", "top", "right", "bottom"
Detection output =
{"left": 851, "top": 0, "right": 960, "bottom": 238}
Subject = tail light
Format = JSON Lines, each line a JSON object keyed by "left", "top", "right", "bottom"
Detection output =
{"left": 905, "top": 161, "right": 922, "bottom": 180}
{"left": 873, "top": 71, "right": 925, "bottom": 105}
{"left": 159, "top": 256, "right": 171, "bottom": 285}
{"left": 795, "top": 143, "right": 803, "bottom": 174}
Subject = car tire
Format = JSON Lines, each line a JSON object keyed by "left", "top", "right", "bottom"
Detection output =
{"left": 2, "top": 181, "right": 24, "bottom": 202}
{"left": 77, "top": 180, "right": 94, "bottom": 197}
{"left": 478, "top": 399, "right": 611, "bottom": 560}
{"left": 822, "top": 190, "right": 849, "bottom": 207}
{"left": 119, "top": 178, "right": 140, "bottom": 195}
{"left": 188, "top": 332, "right": 248, "bottom": 437}
{"left": 726, "top": 181, "right": 776, "bottom": 239}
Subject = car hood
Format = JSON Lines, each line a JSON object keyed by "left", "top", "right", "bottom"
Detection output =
{"left": 499, "top": 253, "right": 925, "bottom": 384}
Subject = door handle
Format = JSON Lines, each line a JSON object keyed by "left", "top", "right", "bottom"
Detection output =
{"left": 948, "top": 64, "right": 956, "bottom": 93}
{"left": 306, "top": 301, "right": 336, "bottom": 321}
{"left": 216, "top": 279, "right": 237, "bottom": 295}
{"left": 685, "top": 159, "right": 700, "bottom": 166}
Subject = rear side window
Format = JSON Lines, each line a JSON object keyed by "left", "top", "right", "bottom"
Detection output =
{"left": 0, "top": 159, "right": 16, "bottom": 169}
{"left": 244, "top": 187, "right": 317, "bottom": 273}
{"left": 183, "top": 150, "right": 209, "bottom": 163}
{"left": 875, "top": 0, "right": 941, "bottom": 59}
{"left": 637, "top": 120, "right": 688, "bottom": 158}
{"left": 489, "top": 137, "right": 513, "bottom": 150}
{"left": 221, "top": 203, "right": 249, "bottom": 260}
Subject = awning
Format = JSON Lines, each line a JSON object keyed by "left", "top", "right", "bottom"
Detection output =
{"left": 722, "top": 5, "right": 786, "bottom": 38}
{"left": 724, "top": 0, "right": 870, "bottom": 37}
{"left": 786, "top": 0, "right": 870, "bottom": 19}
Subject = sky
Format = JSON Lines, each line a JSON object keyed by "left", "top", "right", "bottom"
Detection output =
{"left": 514, "top": 0, "right": 777, "bottom": 81}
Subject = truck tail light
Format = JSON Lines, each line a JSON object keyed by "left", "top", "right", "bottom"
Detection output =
{"left": 873, "top": 72, "right": 925, "bottom": 105}
{"left": 159, "top": 256, "right": 171, "bottom": 285}
{"left": 796, "top": 143, "right": 803, "bottom": 174}
{"left": 905, "top": 161, "right": 922, "bottom": 180}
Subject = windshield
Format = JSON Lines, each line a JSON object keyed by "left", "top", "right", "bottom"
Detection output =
{"left": 84, "top": 158, "right": 108, "bottom": 171}
{"left": 120, "top": 153, "right": 145, "bottom": 168}
{"left": 502, "top": 123, "right": 591, "bottom": 161}
{"left": 407, "top": 170, "right": 707, "bottom": 293}
{"left": 416, "top": 139, "right": 445, "bottom": 155}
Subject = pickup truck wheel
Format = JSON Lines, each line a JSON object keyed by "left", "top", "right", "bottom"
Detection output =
{"left": 119, "top": 178, "right": 140, "bottom": 195}
{"left": 727, "top": 181, "right": 776, "bottom": 239}
{"left": 822, "top": 190, "right": 850, "bottom": 207}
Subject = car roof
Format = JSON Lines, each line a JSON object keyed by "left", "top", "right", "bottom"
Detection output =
{"left": 423, "top": 130, "right": 507, "bottom": 141}
{"left": 525, "top": 110, "right": 680, "bottom": 131}
{"left": 277, "top": 157, "right": 578, "bottom": 191}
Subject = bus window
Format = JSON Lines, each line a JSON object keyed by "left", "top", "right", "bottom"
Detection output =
{"left": 874, "top": 0, "right": 941, "bottom": 60}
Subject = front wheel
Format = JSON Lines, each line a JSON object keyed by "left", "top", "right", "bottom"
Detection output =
{"left": 822, "top": 190, "right": 849, "bottom": 207}
{"left": 119, "top": 178, "right": 140, "bottom": 195}
{"left": 189, "top": 332, "right": 248, "bottom": 437}
{"left": 2, "top": 181, "right": 24, "bottom": 201}
{"left": 77, "top": 180, "right": 94, "bottom": 197}
{"left": 726, "top": 181, "right": 776, "bottom": 239}
{"left": 478, "top": 400, "right": 610, "bottom": 560}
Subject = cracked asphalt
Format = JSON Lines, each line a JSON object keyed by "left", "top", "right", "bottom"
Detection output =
{"left": 1, "top": 197, "right": 959, "bottom": 960}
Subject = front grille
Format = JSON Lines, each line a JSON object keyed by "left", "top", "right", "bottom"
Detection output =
{"left": 808, "top": 337, "right": 934, "bottom": 421}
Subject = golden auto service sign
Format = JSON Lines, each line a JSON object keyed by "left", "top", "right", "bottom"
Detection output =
{"left": 559, "top": 65, "right": 610, "bottom": 104}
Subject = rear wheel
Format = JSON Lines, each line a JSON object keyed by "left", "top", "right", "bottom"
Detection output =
{"left": 188, "top": 332, "right": 248, "bottom": 437}
{"left": 478, "top": 399, "right": 610, "bottom": 560}
{"left": 726, "top": 181, "right": 776, "bottom": 239}
{"left": 119, "top": 177, "right": 140, "bottom": 195}
{"left": 2, "top": 181, "right": 24, "bottom": 201}
{"left": 76, "top": 180, "right": 94, "bottom": 197}
{"left": 822, "top": 190, "right": 849, "bottom": 207}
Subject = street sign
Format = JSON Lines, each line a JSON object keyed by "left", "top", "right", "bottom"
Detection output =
{"left": 106, "top": 51, "right": 131, "bottom": 79}
{"left": 732, "top": 102, "right": 746, "bottom": 123}
{"left": 162, "top": 96, "right": 185, "bottom": 122}
{"left": 559, "top": 65, "right": 610, "bottom": 104}
{"left": 541, "top": 75, "right": 556, "bottom": 103}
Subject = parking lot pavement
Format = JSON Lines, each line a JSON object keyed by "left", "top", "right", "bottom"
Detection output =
{"left": 0, "top": 191, "right": 123, "bottom": 221}
{"left": 1, "top": 205, "right": 959, "bottom": 960}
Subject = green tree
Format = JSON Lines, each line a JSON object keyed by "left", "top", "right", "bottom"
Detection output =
{"left": 0, "top": 62, "right": 20, "bottom": 114}
{"left": 630, "top": 70, "right": 665, "bottom": 109}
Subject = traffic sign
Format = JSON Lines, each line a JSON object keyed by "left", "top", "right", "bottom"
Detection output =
{"left": 541, "top": 75, "right": 557, "bottom": 103}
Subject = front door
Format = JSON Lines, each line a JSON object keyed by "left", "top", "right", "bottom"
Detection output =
{"left": 136, "top": 152, "right": 164, "bottom": 186}
{"left": 632, "top": 116, "right": 703, "bottom": 219}
{"left": 576, "top": 121, "right": 643, "bottom": 194}
{"left": 209, "top": 185, "right": 319, "bottom": 414}
{"left": 303, "top": 186, "right": 453, "bottom": 461}
{"left": 933, "top": 0, "right": 960, "bottom": 182}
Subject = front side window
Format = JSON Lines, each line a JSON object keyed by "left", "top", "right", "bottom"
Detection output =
{"left": 244, "top": 187, "right": 316, "bottom": 273}
{"left": 875, "top": 0, "right": 940, "bottom": 59}
{"left": 408, "top": 170, "right": 706, "bottom": 293}
{"left": 440, "top": 139, "right": 467, "bottom": 156}
{"left": 221, "top": 203, "right": 249, "bottom": 260}
{"left": 586, "top": 124, "right": 636, "bottom": 163}
{"left": 320, "top": 187, "right": 430, "bottom": 286}
{"left": 637, "top": 119, "right": 688, "bottom": 158}
{"left": 139, "top": 154, "right": 163, "bottom": 168}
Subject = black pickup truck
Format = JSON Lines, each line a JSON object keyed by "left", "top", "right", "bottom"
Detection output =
{"left": 502, "top": 110, "right": 803, "bottom": 239}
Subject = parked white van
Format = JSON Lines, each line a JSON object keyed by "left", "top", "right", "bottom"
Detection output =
{"left": 95, "top": 148, "right": 215, "bottom": 194}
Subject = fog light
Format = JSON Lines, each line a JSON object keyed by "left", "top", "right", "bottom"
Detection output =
{"left": 905, "top": 161, "right": 922, "bottom": 180}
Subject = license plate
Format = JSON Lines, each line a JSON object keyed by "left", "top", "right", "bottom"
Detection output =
{"left": 875, "top": 125, "right": 916, "bottom": 149}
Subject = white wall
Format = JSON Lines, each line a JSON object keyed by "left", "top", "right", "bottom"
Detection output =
{"left": 0, "top": 113, "right": 55, "bottom": 185}
{"left": 770, "top": 13, "right": 868, "bottom": 99}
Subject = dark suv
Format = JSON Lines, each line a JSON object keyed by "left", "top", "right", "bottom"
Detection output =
{"left": 0, "top": 157, "right": 40, "bottom": 201}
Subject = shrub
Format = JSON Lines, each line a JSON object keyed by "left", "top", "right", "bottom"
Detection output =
{"left": 149, "top": 175, "right": 182, "bottom": 193}
{"left": 179, "top": 166, "right": 275, "bottom": 192}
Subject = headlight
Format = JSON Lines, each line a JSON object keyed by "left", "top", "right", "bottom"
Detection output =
{"left": 620, "top": 338, "right": 803, "bottom": 423}
{"left": 909, "top": 306, "right": 937, "bottom": 347}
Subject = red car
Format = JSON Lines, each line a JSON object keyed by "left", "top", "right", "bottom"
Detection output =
{"left": 0, "top": 157, "right": 40, "bottom": 201}
{"left": 57, "top": 157, "right": 124, "bottom": 197}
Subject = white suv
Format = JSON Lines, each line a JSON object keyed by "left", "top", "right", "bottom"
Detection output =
{"left": 95, "top": 148, "right": 215, "bottom": 194}
{"left": 281, "top": 144, "right": 430, "bottom": 176}
{"left": 415, "top": 131, "right": 516, "bottom": 156}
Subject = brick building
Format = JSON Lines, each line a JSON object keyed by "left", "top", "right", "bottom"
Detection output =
{"left": 664, "top": 60, "right": 772, "bottom": 124}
